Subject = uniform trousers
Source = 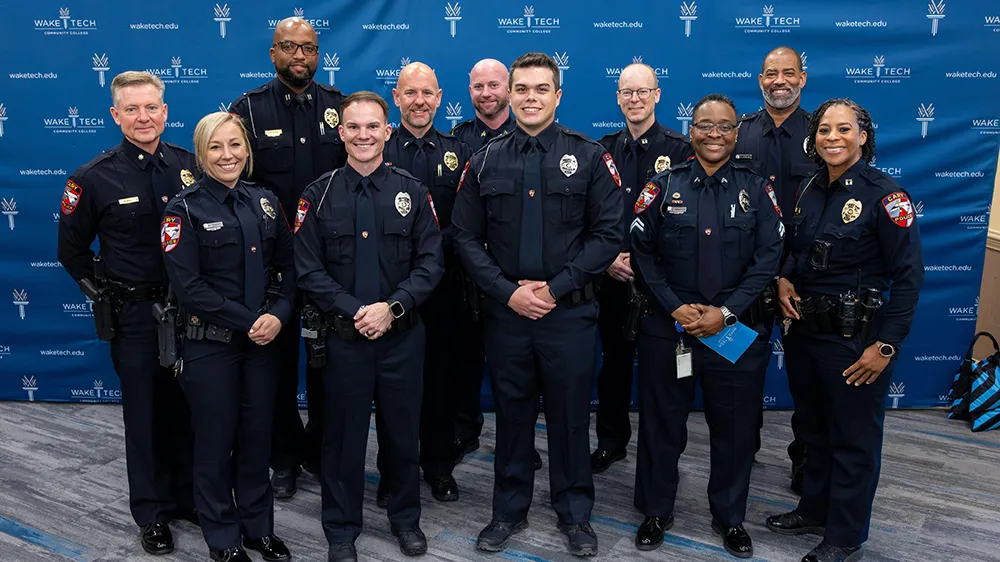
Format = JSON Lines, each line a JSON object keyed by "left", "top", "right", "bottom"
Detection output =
{"left": 594, "top": 277, "right": 637, "bottom": 453}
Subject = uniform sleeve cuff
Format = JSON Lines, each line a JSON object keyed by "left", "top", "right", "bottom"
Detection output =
{"left": 389, "top": 290, "right": 415, "bottom": 314}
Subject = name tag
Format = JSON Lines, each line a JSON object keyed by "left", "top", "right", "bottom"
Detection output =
{"left": 118, "top": 196, "right": 139, "bottom": 205}
{"left": 203, "top": 221, "right": 224, "bottom": 231}
{"left": 264, "top": 129, "right": 283, "bottom": 138}
{"left": 734, "top": 153, "right": 753, "bottom": 160}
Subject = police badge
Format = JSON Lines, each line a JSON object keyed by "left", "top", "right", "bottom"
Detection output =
{"left": 324, "top": 108, "right": 339, "bottom": 128}
{"left": 655, "top": 155, "right": 671, "bottom": 174}
{"left": 180, "top": 169, "right": 196, "bottom": 187}
{"left": 444, "top": 151, "right": 459, "bottom": 172}
{"left": 259, "top": 197, "right": 276, "bottom": 219}
{"left": 395, "top": 191, "right": 412, "bottom": 217}
{"left": 739, "top": 189, "right": 751, "bottom": 213}
{"left": 842, "top": 199, "right": 863, "bottom": 223}
{"left": 559, "top": 154, "right": 578, "bottom": 177}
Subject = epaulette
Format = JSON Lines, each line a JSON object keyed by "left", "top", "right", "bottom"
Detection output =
{"left": 75, "top": 149, "right": 118, "bottom": 179}
{"left": 658, "top": 124, "right": 689, "bottom": 141}
{"left": 860, "top": 166, "right": 903, "bottom": 193}
{"left": 435, "top": 127, "right": 460, "bottom": 140}
{"left": 316, "top": 82, "right": 344, "bottom": 97}
{"left": 386, "top": 164, "right": 420, "bottom": 183}
{"left": 739, "top": 109, "right": 763, "bottom": 123}
{"left": 176, "top": 180, "right": 202, "bottom": 198}
{"left": 162, "top": 141, "right": 194, "bottom": 156}
{"left": 242, "top": 83, "right": 269, "bottom": 97}
{"left": 598, "top": 130, "right": 621, "bottom": 145}
{"left": 560, "top": 126, "right": 601, "bottom": 147}
{"left": 449, "top": 119, "right": 474, "bottom": 135}
{"left": 666, "top": 157, "right": 694, "bottom": 172}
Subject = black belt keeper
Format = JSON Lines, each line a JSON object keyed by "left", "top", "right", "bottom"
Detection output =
{"left": 561, "top": 281, "right": 598, "bottom": 307}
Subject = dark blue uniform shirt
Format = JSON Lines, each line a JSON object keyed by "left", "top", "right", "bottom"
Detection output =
{"left": 780, "top": 159, "right": 924, "bottom": 347}
{"left": 600, "top": 120, "right": 694, "bottom": 249}
{"left": 452, "top": 122, "right": 624, "bottom": 304}
{"left": 230, "top": 79, "right": 347, "bottom": 223}
{"left": 161, "top": 177, "right": 296, "bottom": 332}
{"left": 630, "top": 159, "right": 784, "bottom": 336}
{"left": 450, "top": 114, "right": 517, "bottom": 151}
{"left": 58, "top": 139, "right": 198, "bottom": 285}
{"left": 733, "top": 108, "right": 817, "bottom": 216}
{"left": 293, "top": 163, "right": 445, "bottom": 318}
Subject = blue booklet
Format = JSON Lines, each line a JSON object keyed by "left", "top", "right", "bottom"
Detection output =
{"left": 697, "top": 321, "right": 759, "bottom": 364}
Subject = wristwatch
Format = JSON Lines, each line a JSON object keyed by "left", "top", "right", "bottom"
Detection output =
{"left": 387, "top": 299, "right": 405, "bottom": 319}
{"left": 876, "top": 341, "right": 896, "bottom": 358}
{"left": 719, "top": 306, "right": 738, "bottom": 327}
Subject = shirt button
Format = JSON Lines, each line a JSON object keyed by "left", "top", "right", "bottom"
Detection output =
{"left": 300, "top": 137, "right": 306, "bottom": 144}
{"left": 565, "top": 187, "right": 570, "bottom": 193}
{"left": 402, "top": 228, "right": 408, "bottom": 234}
{"left": 491, "top": 188, "right": 496, "bottom": 193}
{"left": 332, "top": 230, "right": 337, "bottom": 236}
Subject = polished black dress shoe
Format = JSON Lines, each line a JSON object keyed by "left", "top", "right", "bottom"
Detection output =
{"left": 635, "top": 515, "right": 674, "bottom": 551}
{"left": 172, "top": 507, "right": 201, "bottom": 527}
{"left": 376, "top": 479, "right": 390, "bottom": 508}
{"left": 590, "top": 448, "right": 627, "bottom": 474}
{"left": 328, "top": 542, "right": 358, "bottom": 562}
{"left": 140, "top": 522, "right": 174, "bottom": 555}
{"left": 426, "top": 474, "right": 459, "bottom": 502}
{"left": 453, "top": 437, "right": 480, "bottom": 465}
{"left": 802, "top": 541, "right": 863, "bottom": 562}
{"left": 711, "top": 520, "right": 753, "bottom": 559}
{"left": 533, "top": 449, "right": 543, "bottom": 470}
{"left": 766, "top": 511, "right": 826, "bottom": 536}
{"left": 243, "top": 535, "right": 291, "bottom": 561}
{"left": 557, "top": 521, "right": 599, "bottom": 556}
{"left": 791, "top": 461, "right": 805, "bottom": 495}
{"left": 209, "top": 546, "right": 253, "bottom": 562}
{"left": 392, "top": 526, "right": 428, "bottom": 556}
{"left": 476, "top": 519, "right": 528, "bottom": 552}
{"left": 271, "top": 468, "right": 300, "bottom": 500}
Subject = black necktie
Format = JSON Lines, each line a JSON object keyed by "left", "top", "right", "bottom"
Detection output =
{"left": 151, "top": 158, "right": 173, "bottom": 214}
{"left": 231, "top": 190, "right": 266, "bottom": 312}
{"left": 698, "top": 177, "right": 722, "bottom": 301}
{"left": 410, "top": 139, "right": 429, "bottom": 186}
{"left": 518, "top": 137, "right": 544, "bottom": 279}
{"left": 293, "top": 93, "right": 307, "bottom": 110}
{"left": 355, "top": 177, "right": 380, "bottom": 304}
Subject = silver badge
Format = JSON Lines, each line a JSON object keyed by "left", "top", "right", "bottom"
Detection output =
{"left": 260, "top": 197, "right": 276, "bottom": 219}
{"left": 559, "top": 154, "right": 578, "bottom": 177}
{"left": 395, "top": 191, "right": 412, "bottom": 217}
{"left": 739, "top": 189, "right": 750, "bottom": 213}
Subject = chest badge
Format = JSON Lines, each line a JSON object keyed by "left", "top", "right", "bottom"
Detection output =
{"left": 260, "top": 197, "right": 276, "bottom": 219}
{"left": 739, "top": 189, "right": 751, "bottom": 213}
{"left": 443, "top": 151, "right": 459, "bottom": 172}
{"left": 655, "top": 155, "right": 671, "bottom": 174}
{"left": 842, "top": 198, "right": 863, "bottom": 223}
{"left": 180, "top": 169, "right": 196, "bottom": 187}
{"left": 560, "top": 154, "right": 578, "bottom": 177}
{"left": 324, "top": 108, "right": 339, "bottom": 128}
{"left": 395, "top": 191, "right": 412, "bottom": 217}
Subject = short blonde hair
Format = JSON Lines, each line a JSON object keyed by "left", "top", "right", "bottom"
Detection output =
{"left": 193, "top": 112, "right": 254, "bottom": 177}
{"left": 110, "top": 71, "right": 165, "bottom": 107}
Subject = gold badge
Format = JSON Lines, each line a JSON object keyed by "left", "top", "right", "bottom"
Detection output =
{"left": 324, "top": 108, "right": 339, "bottom": 128}
{"left": 739, "top": 189, "right": 751, "bottom": 213}
{"left": 444, "top": 151, "right": 459, "bottom": 172}
{"left": 362, "top": 231, "right": 369, "bottom": 238}
{"left": 529, "top": 189, "right": 536, "bottom": 198}
{"left": 655, "top": 155, "right": 671, "bottom": 174}
{"left": 180, "top": 169, "right": 195, "bottom": 187}
{"left": 264, "top": 129, "right": 282, "bottom": 138}
{"left": 842, "top": 199, "right": 863, "bottom": 223}
{"left": 260, "top": 197, "right": 276, "bottom": 220}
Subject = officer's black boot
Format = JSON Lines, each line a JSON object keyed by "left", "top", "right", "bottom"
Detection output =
{"left": 476, "top": 519, "right": 528, "bottom": 552}
{"left": 557, "top": 522, "right": 599, "bottom": 557}
{"left": 802, "top": 542, "right": 863, "bottom": 562}
{"left": 271, "top": 467, "right": 299, "bottom": 500}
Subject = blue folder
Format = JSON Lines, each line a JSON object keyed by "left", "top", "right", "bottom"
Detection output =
{"left": 697, "top": 321, "right": 759, "bottom": 364}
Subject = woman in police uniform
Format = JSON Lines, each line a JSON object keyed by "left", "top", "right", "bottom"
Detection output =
{"left": 162, "top": 112, "right": 296, "bottom": 562}
{"left": 767, "top": 99, "right": 923, "bottom": 562}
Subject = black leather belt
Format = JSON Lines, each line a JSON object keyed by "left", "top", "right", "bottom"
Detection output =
{"left": 557, "top": 281, "right": 598, "bottom": 307}
{"left": 110, "top": 281, "right": 166, "bottom": 302}
{"left": 329, "top": 310, "right": 418, "bottom": 341}
{"left": 184, "top": 314, "right": 233, "bottom": 343}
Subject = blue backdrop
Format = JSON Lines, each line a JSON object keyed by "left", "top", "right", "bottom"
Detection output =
{"left": 2, "top": 1, "right": 997, "bottom": 411}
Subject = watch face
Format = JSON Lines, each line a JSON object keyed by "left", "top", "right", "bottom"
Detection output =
{"left": 879, "top": 343, "right": 894, "bottom": 357}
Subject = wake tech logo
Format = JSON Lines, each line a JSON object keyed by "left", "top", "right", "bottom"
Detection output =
{"left": 22, "top": 376, "right": 38, "bottom": 401}
{"left": 0, "top": 103, "right": 7, "bottom": 137}
{"left": 734, "top": 4, "right": 802, "bottom": 34}
{"left": 12, "top": 289, "right": 28, "bottom": 320}
{"left": 2, "top": 198, "right": 16, "bottom": 230}
{"left": 43, "top": 107, "right": 105, "bottom": 134}
{"left": 948, "top": 296, "right": 979, "bottom": 322}
{"left": 845, "top": 55, "right": 912, "bottom": 84}
{"left": 927, "top": 0, "right": 945, "bottom": 36}
{"left": 497, "top": 5, "right": 561, "bottom": 34}
{"left": 676, "top": 102, "right": 694, "bottom": 135}
{"left": 213, "top": 3, "right": 231, "bottom": 38}
{"left": 146, "top": 57, "right": 208, "bottom": 84}
{"left": 917, "top": 103, "right": 934, "bottom": 138}
{"left": 269, "top": 7, "right": 330, "bottom": 34}
{"left": 679, "top": 2, "right": 698, "bottom": 37}
{"left": 34, "top": 7, "right": 98, "bottom": 36}
{"left": 606, "top": 56, "right": 668, "bottom": 81}
{"left": 322, "top": 53, "right": 340, "bottom": 85}
{"left": 92, "top": 53, "right": 110, "bottom": 87}
{"left": 444, "top": 2, "right": 462, "bottom": 37}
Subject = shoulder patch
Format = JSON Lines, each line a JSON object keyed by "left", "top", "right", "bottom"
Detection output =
{"left": 61, "top": 180, "right": 82, "bottom": 216}
{"left": 635, "top": 182, "right": 660, "bottom": 215}
{"left": 294, "top": 198, "right": 310, "bottom": 234}
{"left": 457, "top": 161, "right": 471, "bottom": 191}
{"left": 764, "top": 183, "right": 782, "bottom": 218}
{"left": 881, "top": 192, "right": 914, "bottom": 228}
{"left": 602, "top": 153, "right": 622, "bottom": 187}
{"left": 161, "top": 216, "right": 182, "bottom": 252}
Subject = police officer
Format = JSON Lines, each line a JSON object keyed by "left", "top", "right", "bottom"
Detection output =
{"left": 230, "top": 16, "right": 347, "bottom": 499}
{"left": 453, "top": 52, "right": 623, "bottom": 557}
{"left": 766, "top": 99, "right": 923, "bottom": 562}
{"left": 162, "top": 112, "right": 296, "bottom": 562}
{"left": 57, "top": 71, "right": 196, "bottom": 556}
{"left": 374, "top": 62, "right": 473, "bottom": 504}
{"left": 593, "top": 62, "right": 693, "bottom": 474}
{"left": 629, "top": 94, "right": 783, "bottom": 558}
{"left": 733, "top": 46, "right": 816, "bottom": 493}
{"left": 294, "top": 91, "right": 444, "bottom": 562}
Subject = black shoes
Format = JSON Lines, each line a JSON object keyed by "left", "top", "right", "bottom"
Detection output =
{"left": 243, "top": 535, "right": 291, "bottom": 561}
{"left": 802, "top": 541, "right": 864, "bottom": 562}
{"left": 271, "top": 468, "right": 299, "bottom": 500}
{"left": 392, "top": 527, "right": 428, "bottom": 556}
{"left": 453, "top": 437, "right": 480, "bottom": 465}
{"left": 590, "top": 448, "right": 626, "bottom": 474}
{"left": 712, "top": 520, "right": 753, "bottom": 558}
{"left": 209, "top": 546, "right": 252, "bottom": 562}
{"left": 766, "top": 511, "right": 826, "bottom": 536}
{"left": 476, "top": 519, "right": 528, "bottom": 552}
{"left": 376, "top": 479, "right": 390, "bottom": 508}
{"left": 533, "top": 449, "right": 543, "bottom": 471}
{"left": 558, "top": 522, "right": 599, "bottom": 557}
{"left": 426, "top": 474, "right": 459, "bottom": 502}
{"left": 140, "top": 522, "right": 174, "bottom": 555}
{"left": 328, "top": 542, "right": 358, "bottom": 562}
{"left": 791, "top": 461, "right": 805, "bottom": 495}
{"left": 635, "top": 515, "right": 674, "bottom": 551}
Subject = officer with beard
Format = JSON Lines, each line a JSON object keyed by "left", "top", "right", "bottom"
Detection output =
{"left": 230, "top": 16, "right": 348, "bottom": 500}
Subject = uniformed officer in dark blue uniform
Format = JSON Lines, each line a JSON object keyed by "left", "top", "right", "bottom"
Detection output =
{"left": 230, "top": 17, "right": 348, "bottom": 498}
{"left": 733, "top": 46, "right": 816, "bottom": 493}
{"left": 162, "top": 112, "right": 296, "bottom": 562}
{"left": 766, "top": 99, "right": 923, "bottom": 562}
{"left": 453, "top": 52, "right": 623, "bottom": 557}
{"left": 629, "top": 94, "right": 783, "bottom": 558}
{"left": 449, "top": 58, "right": 517, "bottom": 150}
{"left": 57, "top": 71, "right": 196, "bottom": 556}
{"left": 294, "top": 91, "right": 444, "bottom": 562}
{"left": 593, "top": 62, "right": 693, "bottom": 474}
{"left": 372, "top": 62, "right": 474, "bottom": 505}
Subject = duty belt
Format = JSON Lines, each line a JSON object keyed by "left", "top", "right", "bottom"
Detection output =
{"left": 184, "top": 314, "right": 233, "bottom": 343}
{"left": 327, "top": 310, "right": 419, "bottom": 341}
{"left": 797, "top": 288, "right": 881, "bottom": 339}
{"left": 558, "top": 281, "right": 598, "bottom": 307}
{"left": 110, "top": 281, "right": 167, "bottom": 302}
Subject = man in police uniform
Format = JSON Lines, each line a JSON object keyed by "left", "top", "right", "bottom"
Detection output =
{"left": 230, "top": 16, "right": 348, "bottom": 499}
{"left": 373, "top": 62, "right": 473, "bottom": 504}
{"left": 58, "top": 71, "right": 197, "bottom": 556}
{"left": 733, "top": 46, "right": 815, "bottom": 493}
{"left": 294, "top": 91, "right": 444, "bottom": 562}
{"left": 453, "top": 52, "right": 623, "bottom": 557}
{"left": 592, "top": 62, "right": 693, "bottom": 474}
{"left": 629, "top": 94, "right": 783, "bottom": 558}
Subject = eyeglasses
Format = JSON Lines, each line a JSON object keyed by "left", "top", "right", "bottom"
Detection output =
{"left": 692, "top": 122, "right": 737, "bottom": 135}
{"left": 273, "top": 40, "right": 319, "bottom": 56}
{"left": 617, "top": 88, "right": 655, "bottom": 100}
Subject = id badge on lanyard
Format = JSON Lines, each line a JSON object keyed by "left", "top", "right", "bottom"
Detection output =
{"left": 676, "top": 339, "right": 693, "bottom": 379}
